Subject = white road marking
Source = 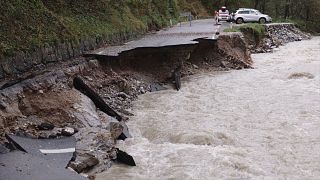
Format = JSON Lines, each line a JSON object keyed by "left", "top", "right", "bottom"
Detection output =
{"left": 39, "top": 148, "right": 75, "bottom": 154}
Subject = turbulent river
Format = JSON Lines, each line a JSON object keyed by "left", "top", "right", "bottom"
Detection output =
{"left": 97, "top": 37, "right": 320, "bottom": 179}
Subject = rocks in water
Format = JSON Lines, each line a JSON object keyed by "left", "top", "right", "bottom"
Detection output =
{"left": 115, "top": 148, "right": 136, "bottom": 166}
{"left": 37, "top": 122, "right": 55, "bottom": 131}
{"left": 68, "top": 153, "right": 99, "bottom": 173}
{"left": 117, "top": 121, "right": 132, "bottom": 140}
{"left": 106, "top": 117, "right": 132, "bottom": 140}
{"left": 108, "top": 118, "right": 124, "bottom": 140}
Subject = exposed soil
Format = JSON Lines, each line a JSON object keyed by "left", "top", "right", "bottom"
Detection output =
{"left": 0, "top": 32, "right": 256, "bottom": 176}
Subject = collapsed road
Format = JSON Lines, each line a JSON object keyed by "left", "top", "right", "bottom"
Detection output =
{"left": 0, "top": 19, "right": 312, "bottom": 179}
{"left": 96, "top": 36, "right": 320, "bottom": 180}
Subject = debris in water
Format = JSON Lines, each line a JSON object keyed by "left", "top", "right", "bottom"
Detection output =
{"left": 288, "top": 72, "right": 315, "bottom": 79}
{"left": 115, "top": 148, "right": 136, "bottom": 166}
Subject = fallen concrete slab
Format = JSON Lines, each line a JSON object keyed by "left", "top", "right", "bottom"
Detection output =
{"left": 116, "top": 148, "right": 136, "bottom": 166}
{"left": 73, "top": 76, "right": 123, "bottom": 121}
{"left": 6, "top": 135, "right": 76, "bottom": 166}
{"left": 0, "top": 151, "right": 86, "bottom": 180}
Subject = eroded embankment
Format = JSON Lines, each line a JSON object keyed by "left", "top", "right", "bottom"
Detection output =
{"left": 97, "top": 36, "right": 320, "bottom": 180}
{"left": 0, "top": 33, "right": 251, "bottom": 176}
{"left": 91, "top": 34, "right": 252, "bottom": 81}
{"left": 240, "top": 23, "right": 311, "bottom": 53}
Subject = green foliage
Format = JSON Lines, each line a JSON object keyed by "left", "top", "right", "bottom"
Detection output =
{"left": 1, "top": 0, "right": 319, "bottom": 58}
{"left": 223, "top": 27, "right": 241, "bottom": 32}
{"left": 0, "top": 0, "right": 187, "bottom": 57}
{"left": 224, "top": 23, "right": 266, "bottom": 41}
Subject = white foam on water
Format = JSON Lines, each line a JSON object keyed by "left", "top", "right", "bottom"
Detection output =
{"left": 97, "top": 37, "right": 320, "bottom": 180}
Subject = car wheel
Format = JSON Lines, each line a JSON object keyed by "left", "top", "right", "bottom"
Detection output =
{"left": 259, "top": 18, "right": 266, "bottom": 24}
{"left": 236, "top": 18, "right": 244, "bottom": 24}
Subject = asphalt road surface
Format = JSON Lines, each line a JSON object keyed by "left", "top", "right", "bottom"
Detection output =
{"left": 94, "top": 19, "right": 233, "bottom": 56}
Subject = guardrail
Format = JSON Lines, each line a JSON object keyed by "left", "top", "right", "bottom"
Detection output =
{"left": 179, "top": 11, "right": 193, "bottom": 27}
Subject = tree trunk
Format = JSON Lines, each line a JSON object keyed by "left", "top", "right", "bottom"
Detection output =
{"left": 254, "top": 0, "right": 259, "bottom": 9}
{"left": 284, "top": 0, "right": 290, "bottom": 19}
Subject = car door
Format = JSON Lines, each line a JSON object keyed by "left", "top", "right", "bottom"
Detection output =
{"left": 241, "top": 10, "right": 250, "bottom": 21}
{"left": 247, "top": 10, "right": 257, "bottom": 22}
{"left": 250, "top": 10, "right": 260, "bottom": 21}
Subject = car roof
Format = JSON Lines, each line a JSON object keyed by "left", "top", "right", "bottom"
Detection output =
{"left": 237, "top": 8, "right": 258, "bottom": 11}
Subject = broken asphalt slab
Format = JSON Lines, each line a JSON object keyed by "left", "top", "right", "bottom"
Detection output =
{"left": 90, "top": 19, "right": 219, "bottom": 57}
{"left": 0, "top": 151, "right": 86, "bottom": 180}
{"left": 6, "top": 135, "right": 76, "bottom": 166}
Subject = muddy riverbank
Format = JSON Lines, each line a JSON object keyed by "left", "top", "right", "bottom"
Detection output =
{"left": 97, "top": 37, "right": 320, "bottom": 179}
{"left": 0, "top": 30, "right": 252, "bottom": 176}
{"left": 0, "top": 21, "right": 314, "bottom": 178}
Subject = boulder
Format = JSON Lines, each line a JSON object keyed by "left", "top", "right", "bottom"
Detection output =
{"left": 117, "top": 121, "right": 132, "bottom": 140}
{"left": 68, "top": 153, "right": 99, "bottom": 173}
{"left": 61, "top": 127, "right": 76, "bottom": 136}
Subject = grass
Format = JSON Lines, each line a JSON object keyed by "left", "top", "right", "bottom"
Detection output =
{"left": 272, "top": 18, "right": 307, "bottom": 31}
{"left": 0, "top": 0, "right": 211, "bottom": 58}
{"left": 224, "top": 23, "right": 266, "bottom": 41}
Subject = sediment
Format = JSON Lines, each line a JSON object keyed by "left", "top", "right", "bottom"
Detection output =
{"left": 0, "top": 32, "right": 251, "bottom": 176}
{"left": 0, "top": 23, "right": 307, "bottom": 176}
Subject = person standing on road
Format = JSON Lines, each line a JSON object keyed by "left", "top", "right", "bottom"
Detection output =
{"left": 214, "top": 10, "right": 219, "bottom": 25}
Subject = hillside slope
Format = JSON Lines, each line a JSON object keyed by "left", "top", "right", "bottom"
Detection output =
{"left": 0, "top": 0, "right": 208, "bottom": 58}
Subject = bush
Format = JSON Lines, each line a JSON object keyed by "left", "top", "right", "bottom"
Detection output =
{"left": 224, "top": 23, "right": 265, "bottom": 41}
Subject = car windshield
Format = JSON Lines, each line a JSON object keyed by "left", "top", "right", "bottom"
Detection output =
{"left": 255, "top": 11, "right": 262, "bottom": 15}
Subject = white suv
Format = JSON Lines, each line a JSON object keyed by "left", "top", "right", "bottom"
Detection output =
{"left": 233, "top": 8, "right": 272, "bottom": 24}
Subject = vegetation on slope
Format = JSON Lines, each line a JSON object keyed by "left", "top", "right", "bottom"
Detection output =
{"left": 1, "top": 0, "right": 319, "bottom": 58}
{"left": 224, "top": 23, "right": 265, "bottom": 42}
{"left": 0, "top": 0, "right": 207, "bottom": 58}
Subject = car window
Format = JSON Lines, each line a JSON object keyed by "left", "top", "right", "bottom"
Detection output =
{"left": 238, "top": 11, "right": 250, "bottom": 14}
{"left": 250, "top": 10, "right": 256, "bottom": 14}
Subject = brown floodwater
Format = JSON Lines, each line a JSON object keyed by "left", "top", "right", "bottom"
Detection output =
{"left": 97, "top": 37, "right": 320, "bottom": 179}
